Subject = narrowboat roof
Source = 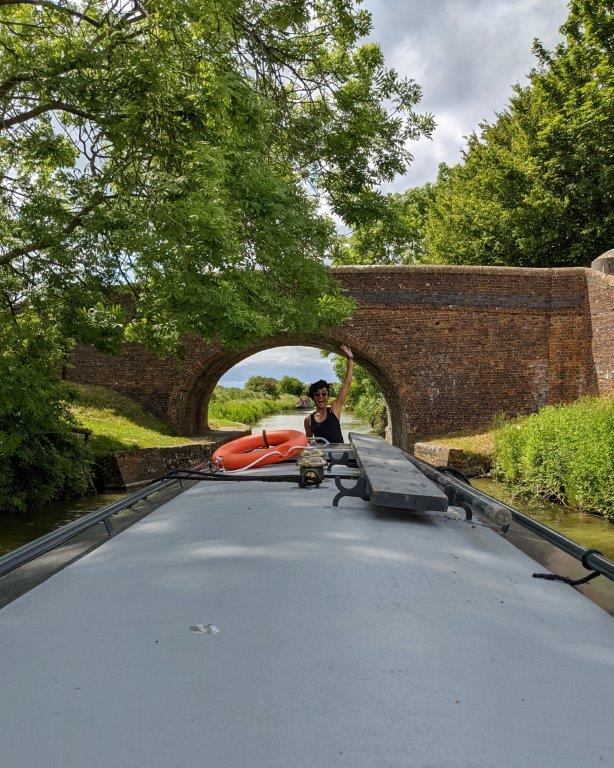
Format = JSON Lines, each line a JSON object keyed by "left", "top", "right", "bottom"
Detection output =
{"left": 1, "top": 471, "right": 613, "bottom": 767}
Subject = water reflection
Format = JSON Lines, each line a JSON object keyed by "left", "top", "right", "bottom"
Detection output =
{"left": 472, "top": 478, "right": 614, "bottom": 561}
{"left": 0, "top": 491, "right": 128, "bottom": 556}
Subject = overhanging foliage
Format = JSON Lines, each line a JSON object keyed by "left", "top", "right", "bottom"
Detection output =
{"left": 0, "top": 0, "right": 434, "bottom": 348}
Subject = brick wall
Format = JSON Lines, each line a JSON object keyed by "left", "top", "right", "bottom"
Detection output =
{"left": 67, "top": 265, "right": 612, "bottom": 449}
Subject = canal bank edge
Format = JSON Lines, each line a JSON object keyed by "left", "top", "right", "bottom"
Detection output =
{"left": 413, "top": 442, "right": 491, "bottom": 477}
{"left": 96, "top": 430, "right": 251, "bottom": 489}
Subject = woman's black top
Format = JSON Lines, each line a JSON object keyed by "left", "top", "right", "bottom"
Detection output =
{"left": 310, "top": 407, "right": 343, "bottom": 443}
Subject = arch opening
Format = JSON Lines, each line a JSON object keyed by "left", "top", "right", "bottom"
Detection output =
{"left": 171, "top": 336, "right": 409, "bottom": 448}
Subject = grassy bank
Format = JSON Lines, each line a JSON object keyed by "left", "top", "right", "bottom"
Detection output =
{"left": 209, "top": 389, "right": 296, "bottom": 425}
{"left": 63, "top": 383, "right": 206, "bottom": 457}
{"left": 65, "top": 383, "right": 296, "bottom": 454}
{"left": 493, "top": 397, "right": 614, "bottom": 521}
{"left": 418, "top": 397, "right": 613, "bottom": 521}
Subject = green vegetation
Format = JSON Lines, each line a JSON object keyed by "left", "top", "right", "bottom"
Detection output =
{"left": 0, "top": 0, "right": 432, "bottom": 352}
{"left": 338, "top": 0, "right": 613, "bottom": 268}
{"left": 493, "top": 397, "right": 614, "bottom": 520}
{"left": 278, "top": 376, "right": 306, "bottom": 397}
{"left": 63, "top": 382, "right": 205, "bottom": 457}
{"left": 336, "top": 184, "right": 435, "bottom": 265}
{"left": 1, "top": 0, "right": 433, "bottom": 510}
{"left": 424, "top": 430, "right": 495, "bottom": 471}
{"left": 209, "top": 387, "right": 296, "bottom": 425}
{"left": 331, "top": 356, "right": 387, "bottom": 436}
{"left": 1, "top": 316, "right": 91, "bottom": 513}
{"left": 245, "top": 376, "right": 283, "bottom": 399}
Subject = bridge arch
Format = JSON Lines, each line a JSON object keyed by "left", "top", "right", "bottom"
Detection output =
{"left": 67, "top": 266, "right": 610, "bottom": 449}
{"left": 167, "top": 333, "right": 410, "bottom": 447}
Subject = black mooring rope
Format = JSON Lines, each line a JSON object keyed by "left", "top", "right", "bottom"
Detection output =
{"left": 532, "top": 548, "right": 604, "bottom": 586}
{"left": 164, "top": 469, "right": 357, "bottom": 484}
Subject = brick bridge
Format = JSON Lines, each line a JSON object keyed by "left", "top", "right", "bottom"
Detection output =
{"left": 68, "top": 264, "right": 613, "bottom": 449}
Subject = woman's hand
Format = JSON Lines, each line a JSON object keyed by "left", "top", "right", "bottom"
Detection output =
{"left": 340, "top": 344, "right": 353, "bottom": 360}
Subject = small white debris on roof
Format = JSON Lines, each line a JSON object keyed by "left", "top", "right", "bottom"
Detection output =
{"left": 190, "top": 624, "right": 220, "bottom": 635}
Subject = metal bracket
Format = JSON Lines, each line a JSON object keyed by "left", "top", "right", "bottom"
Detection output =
{"left": 103, "top": 517, "right": 115, "bottom": 536}
{"left": 332, "top": 475, "right": 369, "bottom": 507}
{"left": 326, "top": 451, "right": 358, "bottom": 470}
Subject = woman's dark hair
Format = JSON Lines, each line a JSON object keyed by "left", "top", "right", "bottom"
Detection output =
{"left": 308, "top": 379, "right": 330, "bottom": 400}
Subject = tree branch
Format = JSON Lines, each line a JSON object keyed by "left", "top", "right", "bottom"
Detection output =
{"left": 0, "top": 100, "right": 101, "bottom": 129}
{"left": 0, "top": 0, "right": 102, "bottom": 28}
{"left": 0, "top": 196, "right": 107, "bottom": 266}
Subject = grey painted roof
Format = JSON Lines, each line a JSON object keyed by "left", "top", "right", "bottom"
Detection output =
{"left": 1, "top": 477, "right": 613, "bottom": 767}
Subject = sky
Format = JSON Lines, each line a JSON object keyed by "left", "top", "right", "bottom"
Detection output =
{"left": 219, "top": 0, "right": 568, "bottom": 390}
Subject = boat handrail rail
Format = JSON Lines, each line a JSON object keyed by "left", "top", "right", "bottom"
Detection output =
{"left": 0, "top": 476, "right": 181, "bottom": 579}
{"left": 2, "top": 448, "right": 613, "bottom": 587}
{"left": 408, "top": 454, "right": 614, "bottom": 583}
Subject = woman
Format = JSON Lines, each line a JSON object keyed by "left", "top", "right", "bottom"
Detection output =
{"left": 304, "top": 345, "right": 353, "bottom": 444}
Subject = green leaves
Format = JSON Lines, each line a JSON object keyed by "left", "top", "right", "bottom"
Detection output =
{"left": 1, "top": 0, "right": 431, "bottom": 347}
{"left": 493, "top": 397, "right": 614, "bottom": 519}
{"left": 341, "top": 1, "right": 613, "bottom": 270}
{"left": 334, "top": 184, "right": 435, "bottom": 265}
{"left": 0, "top": 312, "right": 92, "bottom": 513}
{"left": 422, "top": 0, "right": 613, "bottom": 268}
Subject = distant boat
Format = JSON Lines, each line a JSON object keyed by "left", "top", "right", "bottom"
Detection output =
{"left": 295, "top": 397, "right": 311, "bottom": 410}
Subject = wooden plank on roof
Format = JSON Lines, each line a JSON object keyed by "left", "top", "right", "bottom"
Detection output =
{"left": 349, "top": 432, "right": 448, "bottom": 512}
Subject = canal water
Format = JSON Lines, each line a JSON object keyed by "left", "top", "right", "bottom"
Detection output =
{"left": 256, "top": 408, "right": 375, "bottom": 436}
{"left": 473, "top": 477, "right": 614, "bottom": 561}
{"left": 0, "top": 491, "right": 129, "bottom": 558}
{"left": 1, "top": 411, "right": 612, "bottom": 564}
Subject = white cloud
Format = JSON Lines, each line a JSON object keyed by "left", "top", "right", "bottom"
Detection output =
{"left": 218, "top": 346, "right": 337, "bottom": 388}
{"left": 364, "top": 0, "right": 568, "bottom": 188}
{"left": 232, "top": 345, "right": 325, "bottom": 368}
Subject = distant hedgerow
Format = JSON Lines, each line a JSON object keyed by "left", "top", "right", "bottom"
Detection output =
{"left": 208, "top": 394, "right": 296, "bottom": 425}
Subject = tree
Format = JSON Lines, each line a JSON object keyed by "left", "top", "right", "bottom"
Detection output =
{"left": 423, "top": 0, "right": 614, "bottom": 268}
{"left": 334, "top": 184, "right": 435, "bottom": 265}
{"left": 0, "top": 0, "right": 434, "bottom": 351}
{"left": 278, "top": 375, "right": 305, "bottom": 396}
{"left": 0, "top": 1, "right": 433, "bottom": 509}
{"left": 0, "top": 311, "right": 92, "bottom": 512}
{"left": 245, "top": 375, "right": 279, "bottom": 398}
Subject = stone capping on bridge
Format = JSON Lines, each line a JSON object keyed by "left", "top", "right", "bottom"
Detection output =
{"left": 591, "top": 249, "right": 614, "bottom": 275}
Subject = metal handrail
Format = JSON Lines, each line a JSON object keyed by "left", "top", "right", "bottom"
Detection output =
{"left": 0, "top": 477, "right": 181, "bottom": 579}
{"left": 408, "top": 454, "right": 614, "bottom": 583}
{"left": 2, "top": 452, "right": 612, "bottom": 586}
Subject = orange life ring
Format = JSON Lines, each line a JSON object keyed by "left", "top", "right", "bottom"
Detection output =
{"left": 212, "top": 430, "right": 308, "bottom": 471}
